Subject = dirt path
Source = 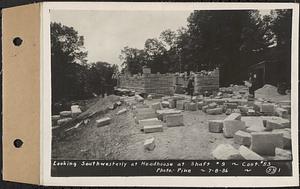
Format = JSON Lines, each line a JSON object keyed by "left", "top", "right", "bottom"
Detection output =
{"left": 52, "top": 98, "right": 241, "bottom": 160}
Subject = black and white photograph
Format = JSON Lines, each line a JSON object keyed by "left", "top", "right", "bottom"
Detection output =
{"left": 44, "top": 2, "right": 298, "bottom": 182}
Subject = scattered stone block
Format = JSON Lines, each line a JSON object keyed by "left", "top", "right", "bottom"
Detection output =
{"left": 208, "top": 120, "right": 223, "bottom": 133}
{"left": 264, "top": 117, "right": 290, "bottom": 131}
{"left": 250, "top": 132, "right": 283, "bottom": 156}
{"left": 208, "top": 102, "right": 218, "bottom": 109}
{"left": 237, "top": 105, "right": 249, "bottom": 114}
{"left": 135, "top": 94, "right": 144, "bottom": 102}
{"left": 202, "top": 105, "right": 209, "bottom": 113}
{"left": 60, "top": 111, "right": 72, "bottom": 118}
{"left": 212, "top": 144, "right": 243, "bottom": 160}
{"left": 136, "top": 111, "right": 157, "bottom": 123}
{"left": 96, "top": 117, "right": 112, "bottom": 127}
{"left": 275, "top": 107, "right": 288, "bottom": 118}
{"left": 156, "top": 109, "right": 182, "bottom": 121}
{"left": 197, "top": 101, "right": 204, "bottom": 110}
{"left": 52, "top": 115, "right": 60, "bottom": 125}
{"left": 223, "top": 120, "right": 246, "bottom": 138}
{"left": 57, "top": 117, "right": 72, "bottom": 125}
{"left": 224, "top": 102, "right": 238, "bottom": 109}
{"left": 144, "top": 125, "right": 163, "bottom": 133}
{"left": 206, "top": 107, "right": 223, "bottom": 115}
{"left": 224, "top": 113, "right": 241, "bottom": 121}
{"left": 275, "top": 147, "right": 292, "bottom": 160}
{"left": 147, "top": 95, "right": 153, "bottom": 100}
{"left": 176, "top": 100, "right": 187, "bottom": 110}
{"left": 168, "top": 99, "right": 176, "bottom": 109}
{"left": 280, "top": 105, "right": 291, "bottom": 114}
{"left": 232, "top": 108, "right": 242, "bottom": 114}
{"left": 135, "top": 103, "right": 149, "bottom": 109}
{"left": 139, "top": 118, "right": 162, "bottom": 126}
{"left": 260, "top": 103, "right": 275, "bottom": 113}
{"left": 247, "top": 109, "right": 256, "bottom": 116}
{"left": 234, "top": 130, "right": 251, "bottom": 146}
{"left": 144, "top": 137, "right": 155, "bottom": 151}
{"left": 151, "top": 102, "right": 162, "bottom": 111}
{"left": 117, "top": 108, "right": 127, "bottom": 115}
{"left": 272, "top": 128, "right": 291, "bottom": 149}
{"left": 161, "top": 101, "right": 170, "bottom": 108}
{"left": 116, "top": 101, "right": 122, "bottom": 106}
{"left": 225, "top": 109, "right": 232, "bottom": 115}
{"left": 71, "top": 105, "right": 82, "bottom": 117}
{"left": 185, "top": 102, "right": 197, "bottom": 111}
{"left": 239, "top": 145, "right": 264, "bottom": 160}
{"left": 166, "top": 114, "right": 184, "bottom": 127}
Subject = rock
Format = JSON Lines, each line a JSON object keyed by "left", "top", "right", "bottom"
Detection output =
{"left": 52, "top": 115, "right": 60, "bottom": 125}
{"left": 206, "top": 107, "right": 223, "bottom": 115}
{"left": 144, "top": 125, "right": 163, "bottom": 133}
{"left": 212, "top": 144, "right": 243, "bottom": 160}
{"left": 239, "top": 145, "right": 264, "bottom": 160}
{"left": 144, "top": 137, "right": 155, "bottom": 151}
{"left": 60, "top": 111, "right": 72, "bottom": 118}
{"left": 151, "top": 102, "right": 162, "bottom": 111}
{"left": 71, "top": 105, "right": 82, "bottom": 117}
{"left": 208, "top": 120, "right": 223, "bottom": 133}
{"left": 234, "top": 130, "right": 251, "bottom": 146}
{"left": 223, "top": 120, "right": 246, "bottom": 138}
{"left": 96, "top": 117, "right": 111, "bottom": 127}
{"left": 202, "top": 105, "right": 209, "bottom": 113}
{"left": 250, "top": 132, "right": 283, "bottom": 156}
{"left": 117, "top": 108, "right": 127, "bottom": 115}
{"left": 135, "top": 94, "right": 144, "bottom": 102}
{"left": 57, "top": 117, "right": 72, "bottom": 125}
{"left": 165, "top": 114, "right": 184, "bottom": 127}
{"left": 225, "top": 109, "right": 232, "bottom": 115}
{"left": 275, "top": 147, "right": 292, "bottom": 160}
{"left": 224, "top": 113, "right": 241, "bottom": 121}
{"left": 147, "top": 95, "right": 153, "bottom": 100}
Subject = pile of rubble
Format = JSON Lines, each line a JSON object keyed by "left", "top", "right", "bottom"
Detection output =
{"left": 52, "top": 105, "right": 82, "bottom": 129}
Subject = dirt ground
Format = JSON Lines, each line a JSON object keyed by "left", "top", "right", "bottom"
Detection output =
{"left": 52, "top": 98, "right": 243, "bottom": 160}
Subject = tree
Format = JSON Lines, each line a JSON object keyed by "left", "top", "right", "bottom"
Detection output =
{"left": 119, "top": 46, "right": 146, "bottom": 74}
{"left": 51, "top": 22, "right": 89, "bottom": 103}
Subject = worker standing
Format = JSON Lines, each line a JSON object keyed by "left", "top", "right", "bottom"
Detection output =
{"left": 187, "top": 77, "right": 195, "bottom": 100}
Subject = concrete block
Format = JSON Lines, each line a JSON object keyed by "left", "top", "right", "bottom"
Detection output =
{"left": 223, "top": 120, "right": 246, "bottom": 138}
{"left": 117, "top": 108, "right": 127, "bottom": 115}
{"left": 60, "top": 111, "right": 72, "bottom": 118}
{"left": 161, "top": 101, "right": 170, "bottom": 108}
{"left": 239, "top": 145, "right": 264, "bottom": 160}
{"left": 208, "top": 120, "right": 223, "bottom": 133}
{"left": 206, "top": 107, "right": 223, "bottom": 115}
{"left": 144, "top": 137, "right": 155, "bottom": 151}
{"left": 212, "top": 144, "right": 243, "bottom": 160}
{"left": 185, "top": 102, "right": 197, "bottom": 111}
{"left": 234, "top": 130, "right": 251, "bottom": 146}
{"left": 151, "top": 102, "right": 162, "bottom": 111}
{"left": 260, "top": 103, "right": 275, "bottom": 113}
{"left": 275, "top": 147, "right": 292, "bottom": 160}
{"left": 139, "top": 118, "right": 162, "bottom": 126}
{"left": 275, "top": 107, "right": 288, "bottom": 118}
{"left": 224, "top": 113, "right": 241, "bottom": 121}
{"left": 96, "top": 117, "right": 112, "bottom": 127}
{"left": 57, "top": 117, "right": 72, "bottom": 125}
{"left": 176, "top": 100, "right": 187, "bottom": 110}
{"left": 250, "top": 132, "right": 283, "bottom": 156}
{"left": 272, "top": 128, "right": 291, "bottom": 149}
{"left": 144, "top": 125, "right": 163, "bottom": 133}
{"left": 166, "top": 114, "right": 184, "bottom": 127}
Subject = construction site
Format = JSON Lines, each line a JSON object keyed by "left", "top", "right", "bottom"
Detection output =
{"left": 51, "top": 67, "right": 292, "bottom": 161}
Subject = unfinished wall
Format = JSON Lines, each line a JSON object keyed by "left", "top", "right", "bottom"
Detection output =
{"left": 118, "top": 73, "right": 175, "bottom": 95}
{"left": 194, "top": 68, "right": 219, "bottom": 94}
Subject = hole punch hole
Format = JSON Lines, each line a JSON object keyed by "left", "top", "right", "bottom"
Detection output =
{"left": 13, "top": 139, "right": 23, "bottom": 148}
{"left": 13, "top": 37, "right": 23, "bottom": 46}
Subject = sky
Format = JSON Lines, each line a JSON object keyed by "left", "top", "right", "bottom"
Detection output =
{"left": 51, "top": 10, "right": 191, "bottom": 66}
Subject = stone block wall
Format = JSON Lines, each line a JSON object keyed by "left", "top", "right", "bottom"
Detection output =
{"left": 194, "top": 68, "right": 219, "bottom": 94}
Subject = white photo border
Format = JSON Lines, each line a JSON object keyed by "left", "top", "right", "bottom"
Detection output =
{"left": 41, "top": 2, "right": 299, "bottom": 187}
